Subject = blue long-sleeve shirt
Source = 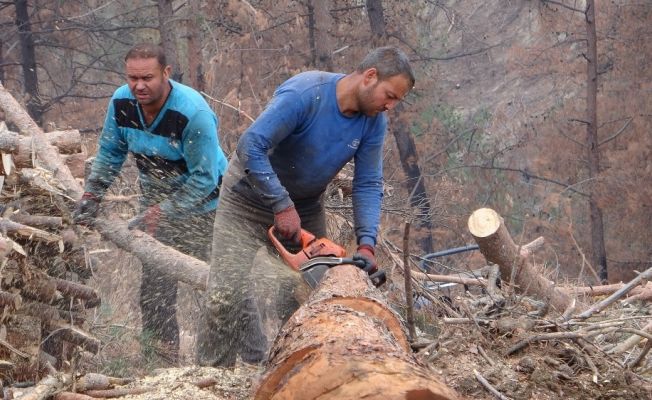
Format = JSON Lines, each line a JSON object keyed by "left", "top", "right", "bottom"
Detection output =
{"left": 86, "top": 80, "right": 228, "bottom": 215}
{"left": 236, "top": 71, "right": 387, "bottom": 246}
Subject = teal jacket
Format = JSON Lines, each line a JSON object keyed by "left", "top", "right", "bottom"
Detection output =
{"left": 86, "top": 80, "right": 227, "bottom": 215}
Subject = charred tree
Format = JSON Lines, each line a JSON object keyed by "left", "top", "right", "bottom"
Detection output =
{"left": 366, "top": 0, "right": 387, "bottom": 45}
{"left": 14, "top": 0, "right": 42, "bottom": 123}
{"left": 392, "top": 103, "right": 435, "bottom": 256}
{"left": 306, "top": 0, "right": 333, "bottom": 71}
{"left": 186, "top": 0, "right": 205, "bottom": 91}
{"left": 584, "top": 0, "right": 608, "bottom": 282}
{"left": 157, "top": 0, "right": 182, "bottom": 81}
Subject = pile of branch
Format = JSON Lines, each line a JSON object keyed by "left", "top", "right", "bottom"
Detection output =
{"left": 0, "top": 123, "right": 101, "bottom": 382}
{"left": 379, "top": 208, "right": 651, "bottom": 398}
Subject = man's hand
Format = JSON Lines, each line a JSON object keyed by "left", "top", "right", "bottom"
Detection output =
{"left": 274, "top": 205, "right": 301, "bottom": 243}
{"left": 353, "top": 244, "right": 378, "bottom": 274}
{"left": 72, "top": 192, "right": 101, "bottom": 225}
{"left": 128, "top": 204, "right": 162, "bottom": 236}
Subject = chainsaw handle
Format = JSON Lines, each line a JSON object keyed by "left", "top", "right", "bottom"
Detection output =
{"left": 268, "top": 226, "right": 316, "bottom": 270}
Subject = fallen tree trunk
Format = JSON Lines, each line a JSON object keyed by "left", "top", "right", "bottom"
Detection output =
{"left": 255, "top": 264, "right": 461, "bottom": 400}
{"left": 92, "top": 217, "right": 209, "bottom": 290}
{"left": 468, "top": 208, "right": 573, "bottom": 313}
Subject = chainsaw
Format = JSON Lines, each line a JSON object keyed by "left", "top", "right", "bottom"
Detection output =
{"left": 267, "top": 227, "right": 386, "bottom": 289}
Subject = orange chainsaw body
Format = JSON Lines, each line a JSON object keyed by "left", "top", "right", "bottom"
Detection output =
{"left": 267, "top": 227, "right": 346, "bottom": 271}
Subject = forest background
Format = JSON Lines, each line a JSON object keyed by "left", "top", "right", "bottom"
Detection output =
{"left": 0, "top": 0, "right": 650, "bottom": 289}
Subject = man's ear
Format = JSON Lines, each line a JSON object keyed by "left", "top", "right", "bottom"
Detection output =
{"left": 362, "top": 67, "right": 378, "bottom": 85}
{"left": 162, "top": 65, "right": 172, "bottom": 79}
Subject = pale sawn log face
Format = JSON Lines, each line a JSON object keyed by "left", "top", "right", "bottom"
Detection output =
{"left": 467, "top": 207, "right": 501, "bottom": 238}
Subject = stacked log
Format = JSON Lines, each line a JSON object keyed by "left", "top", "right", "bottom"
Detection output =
{"left": 0, "top": 86, "right": 101, "bottom": 381}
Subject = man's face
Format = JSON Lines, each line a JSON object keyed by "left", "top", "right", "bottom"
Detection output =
{"left": 125, "top": 57, "right": 170, "bottom": 107}
{"left": 357, "top": 69, "right": 412, "bottom": 117}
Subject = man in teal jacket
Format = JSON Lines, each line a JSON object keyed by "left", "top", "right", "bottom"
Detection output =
{"left": 74, "top": 43, "right": 227, "bottom": 361}
{"left": 197, "top": 46, "right": 414, "bottom": 366}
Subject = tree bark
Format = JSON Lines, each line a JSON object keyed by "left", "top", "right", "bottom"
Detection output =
{"left": 468, "top": 208, "right": 574, "bottom": 313}
{"left": 584, "top": 0, "right": 608, "bottom": 282}
{"left": 392, "top": 104, "right": 435, "bottom": 255}
{"left": 186, "top": 0, "right": 205, "bottom": 91}
{"left": 157, "top": 0, "right": 182, "bottom": 81}
{"left": 311, "top": 0, "right": 333, "bottom": 71}
{"left": 255, "top": 264, "right": 460, "bottom": 400}
{"left": 366, "top": 0, "right": 386, "bottom": 45}
{"left": 14, "top": 0, "right": 42, "bottom": 124}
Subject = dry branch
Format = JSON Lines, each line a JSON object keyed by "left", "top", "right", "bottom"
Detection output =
{"left": 54, "top": 278, "right": 100, "bottom": 308}
{"left": 9, "top": 213, "right": 63, "bottom": 230}
{"left": 83, "top": 387, "right": 152, "bottom": 398}
{"left": 562, "top": 282, "right": 651, "bottom": 297}
{"left": 44, "top": 320, "right": 100, "bottom": 354}
{"left": 0, "top": 217, "right": 62, "bottom": 243}
{"left": 468, "top": 208, "right": 573, "bottom": 313}
{"left": 576, "top": 266, "right": 652, "bottom": 319}
{"left": 53, "top": 392, "right": 98, "bottom": 400}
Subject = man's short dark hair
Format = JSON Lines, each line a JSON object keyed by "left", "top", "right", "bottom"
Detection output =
{"left": 125, "top": 43, "right": 167, "bottom": 67}
{"left": 357, "top": 46, "right": 415, "bottom": 88}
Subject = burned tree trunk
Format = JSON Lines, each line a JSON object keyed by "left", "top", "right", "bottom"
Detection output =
{"left": 255, "top": 264, "right": 460, "bottom": 400}
{"left": 14, "top": 0, "right": 42, "bottom": 123}
{"left": 392, "top": 104, "right": 435, "bottom": 256}
{"left": 366, "top": 0, "right": 387, "bottom": 45}
{"left": 157, "top": 0, "right": 182, "bottom": 81}
{"left": 584, "top": 0, "right": 608, "bottom": 282}
{"left": 468, "top": 208, "right": 573, "bottom": 313}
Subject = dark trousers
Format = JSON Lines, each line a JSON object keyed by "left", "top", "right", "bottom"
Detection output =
{"left": 196, "top": 164, "right": 325, "bottom": 367}
{"left": 139, "top": 211, "right": 215, "bottom": 355}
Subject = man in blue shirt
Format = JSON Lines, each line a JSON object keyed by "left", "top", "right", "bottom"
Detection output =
{"left": 197, "top": 46, "right": 414, "bottom": 367}
{"left": 73, "top": 43, "right": 228, "bottom": 361}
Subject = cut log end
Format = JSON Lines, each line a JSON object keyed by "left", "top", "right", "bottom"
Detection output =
{"left": 468, "top": 208, "right": 501, "bottom": 238}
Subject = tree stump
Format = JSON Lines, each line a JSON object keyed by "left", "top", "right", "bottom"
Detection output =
{"left": 468, "top": 208, "right": 573, "bottom": 313}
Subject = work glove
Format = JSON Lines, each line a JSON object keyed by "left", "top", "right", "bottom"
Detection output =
{"left": 127, "top": 204, "right": 162, "bottom": 236}
{"left": 72, "top": 192, "right": 101, "bottom": 225}
{"left": 353, "top": 244, "right": 378, "bottom": 274}
{"left": 274, "top": 205, "right": 301, "bottom": 243}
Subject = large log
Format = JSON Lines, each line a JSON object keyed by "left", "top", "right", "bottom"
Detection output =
{"left": 468, "top": 208, "right": 573, "bottom": 313}
{"left": 0, "top": 129, "right": 82, "bottom": 163}
{"left": 255, "top": 264, "right": 461, "bottom": 400}
{"left": 93, "top": 217, "right": 209, "bottom": 290}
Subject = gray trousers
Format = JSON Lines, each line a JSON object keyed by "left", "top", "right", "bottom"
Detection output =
{"left": 196, "top": 160, "right": 325, "bottom": 367}
{"left": 140, "top": 211, "right": 214, "bottom": 355}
